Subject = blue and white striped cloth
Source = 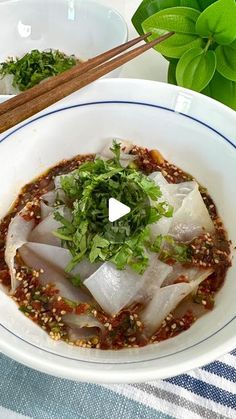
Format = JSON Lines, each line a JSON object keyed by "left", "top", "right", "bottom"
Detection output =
{"left": 0, "top": 350, "right": 235, "bottom": 418}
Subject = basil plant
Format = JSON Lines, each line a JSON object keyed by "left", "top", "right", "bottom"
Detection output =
{"left": 132, "top": 0, "right": 236, "bottom": 110}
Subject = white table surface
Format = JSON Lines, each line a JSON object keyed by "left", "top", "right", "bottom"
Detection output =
{"left": 97, "top": 0, "right": 169, "bottom": 82}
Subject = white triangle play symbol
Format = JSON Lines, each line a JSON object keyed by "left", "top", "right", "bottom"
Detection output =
{"left": 108, "top": 198, "right": 131, "bottom": 222}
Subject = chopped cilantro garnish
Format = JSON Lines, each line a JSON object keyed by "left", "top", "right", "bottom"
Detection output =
{"left": 62, "top": 298, "right": 77, "bottom": 309}
{"left": 70, "top": 275, "right": 82, "bottom": 288}
{"left": 157, "top": 235, "right": 191, "bottom": 264}
{"left": 19, "top": 305, "right": 32, "bottom": 313}
{"left": 54, "top": 141, "right": 175, "bottom": 274}
{"left": 150, "top": 234, "right": 163, "bottom": 253}
{"left": 0, "top": 49, "right": 77, "bottom": 91}
{"left": 109, "top": 140, "right": 121, "bottom": 162}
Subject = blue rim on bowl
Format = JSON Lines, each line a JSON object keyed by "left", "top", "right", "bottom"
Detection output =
{"left": 0, "top": 79, "right": 235, "bottom": 383}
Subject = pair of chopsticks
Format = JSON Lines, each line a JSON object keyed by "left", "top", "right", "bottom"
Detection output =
{"left": 0, "top": 32, "right": 173, "bottom": 134}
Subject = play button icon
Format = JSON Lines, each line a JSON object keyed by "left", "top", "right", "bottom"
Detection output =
{"left": 108, "top": 198, "right": 131, "bottom": 222}
{"left": 103, "top": 179, "right": 151, "bottom": 243}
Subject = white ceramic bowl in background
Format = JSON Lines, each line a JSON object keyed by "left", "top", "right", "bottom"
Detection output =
{"left": 0, "top": 79, "right": 235, "bottom": 383}
{"left": 0, "top": 0, "right": 127, "bottom": 100}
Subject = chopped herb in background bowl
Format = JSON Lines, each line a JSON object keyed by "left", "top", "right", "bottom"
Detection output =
{"left": 132, "top": 0, "right": 236, "bottom": 110}
{"left": 0, "top": 49, "right": 77, "bottom": 92}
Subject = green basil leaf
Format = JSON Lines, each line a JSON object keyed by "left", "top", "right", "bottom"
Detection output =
{"left": 132, "top": 0, "right": 201, "bottom": 35}
{"left": 216, "top": 40, "right": 236, "bottom": 81}
{"left": 143, "top": 29, "right": 202, "bottom": 58}
{"left": 202, "top": 71, "right": 236, "bottom": 110}
{"left": 179, "top": 0, "right": 201, "bottom": 9}
{"left": 132, "top": 0, "right": 157, "bottom": 35}
{"left": 142, "top": 7, "right": 200, "bottom": 35}
{"left": 176, "top": 47, "right": 216, "bottom": 91}
{"left": 198, "top": 0, "right": 217, "bottom": 10}
{"left": 168, "top": 60, "right": 178, "bottom": 84}
{"left": 196, "top": 0, "right": 236, "bottom": 45}
{"left": 163, "top": 56, "right": 178, "bottom": 62}
{"left": 148, "top": 0, "right": 203, "bottom": 11}
{"left": 142, "top": 7, "right": 202, "bottom": 58}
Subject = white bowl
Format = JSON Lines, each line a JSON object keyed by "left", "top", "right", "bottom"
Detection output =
{"left": 0, "top": 79, "right": 235, "bottom": 383}
{"left": 0, "top": 0, "right": 127, "bottom": 100}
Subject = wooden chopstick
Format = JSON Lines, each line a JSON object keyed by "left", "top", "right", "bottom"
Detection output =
{"left": 0, "top": 32, "right": 152, "bottom": 118}
{"left": 0, "top": 32, "right": 173, "bottom": 134}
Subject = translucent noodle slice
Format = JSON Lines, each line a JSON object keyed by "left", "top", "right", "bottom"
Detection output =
{"left": 84, "top": 257, "right": 172, "bottom": 316}
{"left": 19, "top": 244, "right": 91, "bottom": 303}
{"left": 141, "top": 269, "right": 213, "bottom": 337}
{"left": 150, "top": 172, "right": 214, "bottom": 241}
{"left": 64, "top": 313, "right": 105, "bottom": 341}
{"left": 170, "top": 184, "right": 214, "bottom": 241}
{"left": 20, "top": 242, "right": 101, "bottom": 281}
{"left": 5, "top": 210, "right": 35, "bottom": 292}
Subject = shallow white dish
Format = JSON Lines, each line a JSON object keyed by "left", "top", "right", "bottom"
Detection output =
{"left": 0, "top": 79, "right": 235, "bottom": 383}
{"left": 0, "top": 0, "right": 127, "bottom": 99}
